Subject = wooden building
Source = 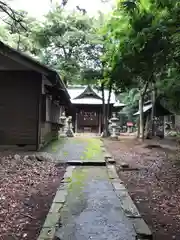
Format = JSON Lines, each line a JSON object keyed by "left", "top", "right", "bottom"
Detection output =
{"left": 68, "top": 85, "right": 124, "bottom": 134}
{"left": 0, "top": 41, "right": 71, "bottom": 150}
{"left": 134, "top": 100, "right": 171, "bottom": 138}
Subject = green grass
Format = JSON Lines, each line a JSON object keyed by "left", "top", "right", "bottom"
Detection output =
{"left": 80, "top": 138, "right": 103, "bottom": 161}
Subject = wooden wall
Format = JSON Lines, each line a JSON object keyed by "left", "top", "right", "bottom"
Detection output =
{"left": 0, "top": 71, "right": 41, "bottom": 149}
{"left": 39, "top": 80, "right": 63, "bottom": 147}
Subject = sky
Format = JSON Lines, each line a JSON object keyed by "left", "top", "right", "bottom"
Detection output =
{"left": 9, "top": 0, "right": 114, "bottom": 18}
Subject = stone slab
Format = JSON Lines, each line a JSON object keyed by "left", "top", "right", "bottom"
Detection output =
{"left": 118, "top": 167, "right": 139, "bottom": 172}
{"left": 63, "top": 166, "right": 75, "bottom": 179}
{"left": 121, "top": 162, "right": 130, "bottom": 168}
{"left": 101, "top": 147, "right": 106, "bottom": 152}
{"left": 37, "top": 227, "right": 56, "bottom": 240}
{"left": 58, "top": 183, "right": 69, "bottom": 190}
{"left": 130, "top": 218, "right": 152, "bottom": 239}
{"left": 43, "top": 213, "right": 61, "bottom": 228}
{"left": 116, "top": 190, "right": 141, "bottom": 218}
{"left": 61, "top": 177, "right": 72, "bottom": 183}
{"left": 107, "top": 165, "right": 119, "bottom": 179}
{"left": 66, "top": 160, "right": 106, "bottom": 166}
{"left": 111, "top": 180, "right": 126, "bottom": 189}
{"left": 53, "top": 190, "right": 68, "bottom": 203}
{"left": 107, "top": 158, "right": 116, "bottom": 164}
{"left": 104, "top": 153, "right": 112, "bottom": 160}
{"left": 49, "top": 202, "right": 63, "bottom": 213}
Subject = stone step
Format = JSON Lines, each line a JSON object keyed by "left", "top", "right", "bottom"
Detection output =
{"left": 64, "top": 160, "right": 106, "bottom": 166}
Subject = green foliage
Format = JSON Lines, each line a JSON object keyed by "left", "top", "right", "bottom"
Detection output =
{"left": 108, "top": 0, "right": 171, "bottom": 91}
{"left": 98, "top": 0, "right": 180, "bottom": 116}
{"left": 0, "top": 11, "right": 41, "bottom": 57}
{"left": 33, "top": 7, "right": 96, "bottom": 84}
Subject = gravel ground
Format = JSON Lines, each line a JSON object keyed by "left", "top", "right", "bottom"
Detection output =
{"left": 0, "top": 153, "right": 65, "bottom": 240}
{"left": 104, "top": 138, "right": 180, "bottom": 240}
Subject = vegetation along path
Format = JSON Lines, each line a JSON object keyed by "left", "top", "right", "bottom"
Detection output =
{"left": 42, "top": 137, "right": 137, "bottom": 240}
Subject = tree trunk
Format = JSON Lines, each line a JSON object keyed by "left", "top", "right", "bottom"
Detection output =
{"left": 137, "top": 118, "right": 140, "bottom": 138}
{"left": 105, "top": 82, "right": 112, "bottom": 137}
{"left": 151, "top": 82, "right": 156, "bottom": 137}
{"left": 101, "top": 83, "right": 106, "bottom": 137}
{"left": 139, "top": 93, "right": 144, "bottom": 140}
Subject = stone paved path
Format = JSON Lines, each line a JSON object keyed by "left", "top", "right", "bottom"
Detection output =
{"left": 55, "top": 167, "right": 136, "bottom": 240}
{"left": 43, "top": 137, "right": 136, "bottom": 240}
{"left": 41, "top": 137, "right": 104, "bottom": 162}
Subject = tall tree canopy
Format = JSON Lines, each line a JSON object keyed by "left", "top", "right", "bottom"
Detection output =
{"left": 33, "top": 7, "right": 97, "bottom": 85}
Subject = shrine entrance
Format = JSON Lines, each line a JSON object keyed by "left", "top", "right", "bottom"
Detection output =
{"left": 75, "top": 106, "right": 102, "bottom": 133}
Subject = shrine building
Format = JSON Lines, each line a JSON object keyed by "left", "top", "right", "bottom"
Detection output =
{"left": 67, "top": 85, "right": 125, "bottom": 134}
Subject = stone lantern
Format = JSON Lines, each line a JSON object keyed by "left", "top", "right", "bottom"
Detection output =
{"left": 59, "top": 112, "right": 67, "bottom": 137}
{"left": 110, "top": 112, "right": 119, "bottom": 139}
{"left": 66, "top": 116, "right": 74, "bottom": 137}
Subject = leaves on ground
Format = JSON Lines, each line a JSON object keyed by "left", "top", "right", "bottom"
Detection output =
{"left": 0, "top": 154, "right": 65, "bottom": 240}
{"left": 104, "top": 138, "right": 180, "bottom": 240}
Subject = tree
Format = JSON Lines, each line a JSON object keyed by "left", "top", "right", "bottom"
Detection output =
{"left": 2, "top": 11, "right": 40, "bottom": 56}
{"left": 33, "top": 6, "right": 95, "bottom": 85}
{"left": 102, "top": 0, "right": 172, "bottom": 140}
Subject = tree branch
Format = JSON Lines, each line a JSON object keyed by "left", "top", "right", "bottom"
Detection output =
{"left": 0, "top": 1, "right": 26, "bottom": 31}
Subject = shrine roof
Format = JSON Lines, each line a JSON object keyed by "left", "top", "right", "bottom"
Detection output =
{"left": 133, "top": 103, "right": 152, "bottom": 115}
{"left": 67, "top": 85, "right": 125, "bottom": 107}
{"left": 133, "top": 100, "right": 171, "bottom": 116}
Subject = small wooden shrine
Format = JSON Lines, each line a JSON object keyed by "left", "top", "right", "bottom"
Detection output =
{"left": 68, "top": 85, "right": 125, "bottom": 134}
{"left": 134, "top": 99, "right": 171, "bottom": 138}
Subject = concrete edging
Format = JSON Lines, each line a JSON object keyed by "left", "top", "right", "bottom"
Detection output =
{"left": 37, "top": 166, "right": 75, "bottom": 240}
{"left": 106, "top": 163, "right": 152, "bottom": 239}
{"left": 101, "top": 146, "right": 116, "bottom": 164}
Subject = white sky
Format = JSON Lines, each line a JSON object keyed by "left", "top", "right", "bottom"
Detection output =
{"left": 9, "top": 0, "right": 114, "bottom": 18}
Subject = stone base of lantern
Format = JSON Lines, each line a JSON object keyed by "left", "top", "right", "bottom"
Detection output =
{"left": 59, "top": 132, "right": 67, "bottom": 138}
{"left": 66, "top": 129, "right": 74, "bottom": 137}
{"left": 58, "top": 128, "right": 67, "bottom": 138}
{"left": 110, "top": 135, "right": 118, "bottom": 140}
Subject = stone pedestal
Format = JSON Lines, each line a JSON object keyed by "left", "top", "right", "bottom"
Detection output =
{"left": 66, "top": 116, "right": 74, "bottom": 137}
{"left": 59, "top": 112, "right": 67, "bottom": 137}
{"left": 110, "top": 113, "right": 119, "bottom": 140}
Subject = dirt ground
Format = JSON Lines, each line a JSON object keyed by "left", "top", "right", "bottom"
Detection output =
{"left": 0, "top": 154, "right": 65, "bottom": 240}
{"left": 104, "top": 137, "right": 180, "bottom": 240}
